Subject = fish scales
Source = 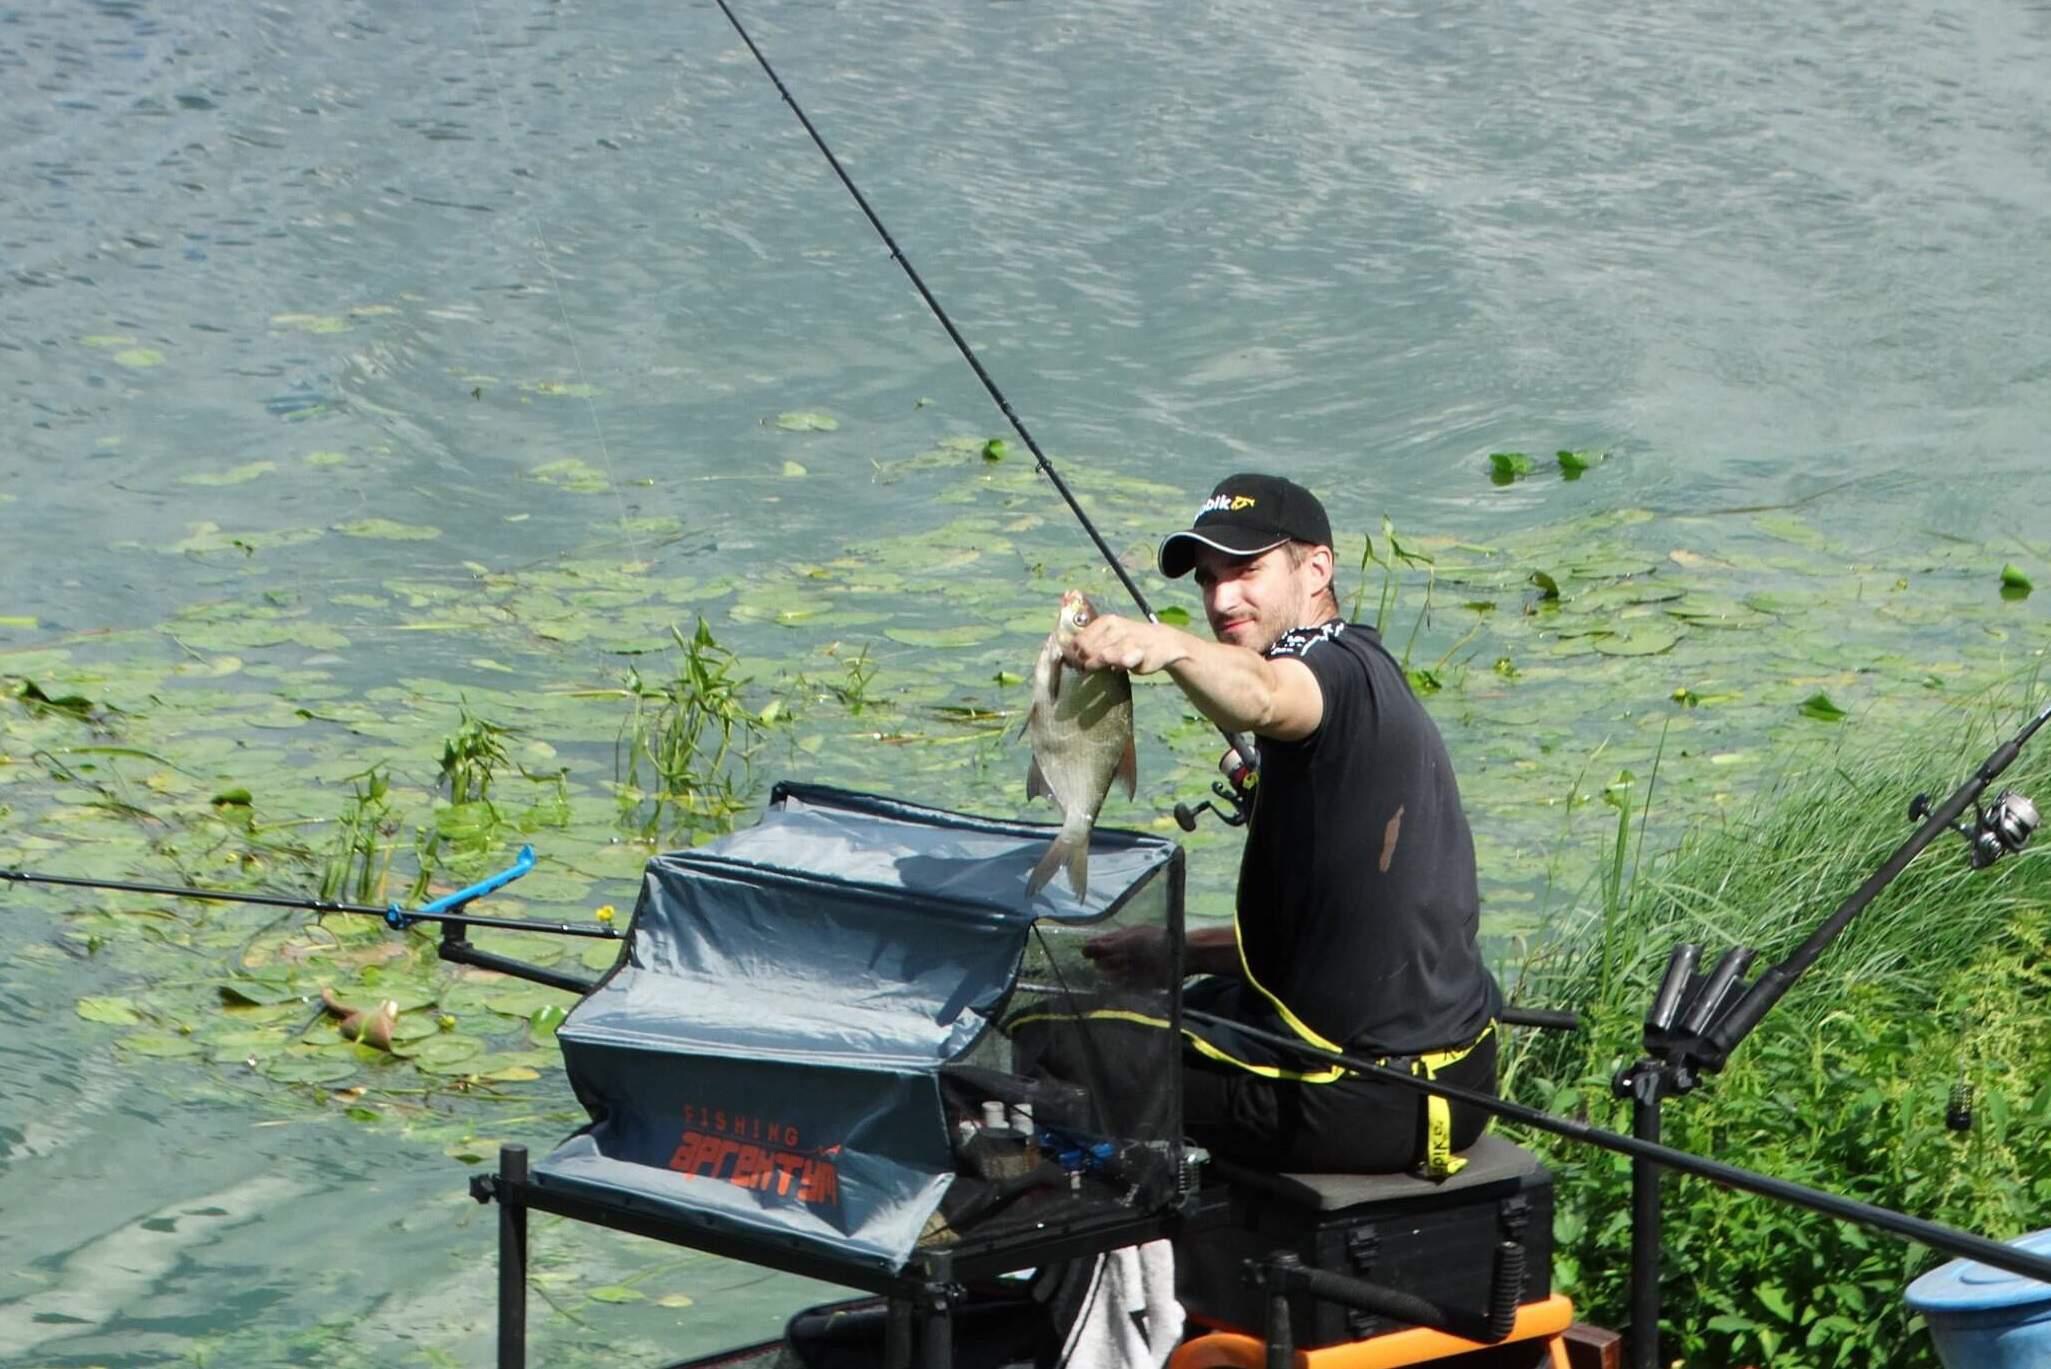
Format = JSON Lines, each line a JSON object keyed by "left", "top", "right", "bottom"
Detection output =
{"left": 1024, "top": 590, "right": 1137, "bottom": 900}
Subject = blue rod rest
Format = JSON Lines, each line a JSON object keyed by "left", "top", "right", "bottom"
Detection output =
{"left": 385, "top": 845, "right": 538, "bottom": 928}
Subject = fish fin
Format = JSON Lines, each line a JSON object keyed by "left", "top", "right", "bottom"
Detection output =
{"left": 1026, "top": 754, "right": 1059, "bottom": 812}
{"left": 1065, "top": 837, "right": 1089, "bottom": 900}
{"left": 1115, "top": 734, "right": 1138, "bottom": 800}
{"left": 1026, "top": 831, "right": 1086, "bottom": 902}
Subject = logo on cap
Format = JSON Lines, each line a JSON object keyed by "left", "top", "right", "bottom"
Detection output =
{"left": 1197, "top": 494, "right": 1258, "bottom": 517}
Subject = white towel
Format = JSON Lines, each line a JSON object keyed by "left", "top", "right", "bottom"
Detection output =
{"left": 1057, "top": 1239, "right": 1184, "bottom": 1369}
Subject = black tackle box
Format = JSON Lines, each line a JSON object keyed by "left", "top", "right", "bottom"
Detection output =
{"left": 1179, "top": 1133, "right": 1555, "bottom": 1348}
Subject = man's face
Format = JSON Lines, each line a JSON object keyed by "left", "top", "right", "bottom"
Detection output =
{"left": 1192, "top": 543, "right": 1331, "bottom": 653}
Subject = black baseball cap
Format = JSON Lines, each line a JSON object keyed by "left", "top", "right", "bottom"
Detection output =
{"left": 1157, "top": 473, "right": 1333, "bottom": 579}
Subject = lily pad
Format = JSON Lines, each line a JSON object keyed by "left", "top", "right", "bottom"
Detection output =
{"left": 531, "top": 458, "right": 610, "bottom": 492}
{"left": 1593, "top": 625, "right": 1683, "bottom": 656}
{"left": 884, "top": 625, "right": 1002, "bottom": 649}
{"left": 261, "top": 1055, "right": 361, "bottom": 1085}
{"left": 180, "top": 462, "right": 278, "bottom": 487}
{"left": 2000, "top": 564, "right": 2032, "bottom": 597}
{"left": 335, "top": 519, "right": 443, "bottom": 541}
{"left": 271, "top": 313, "right": 352, "bottom": 334}
{"left": 77, "top": 996, "right": 146, "bottom": 1025}
{"left": 119, "top": 1032, "right": 205, "bottom": 1058}
{"left": 774, "top": 412, "right": 840, "bottom": 432}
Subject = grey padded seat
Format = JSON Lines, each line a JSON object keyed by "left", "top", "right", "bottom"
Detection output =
{"left": 1227, "top": 1134, "right": 1543, "bottom": 1212}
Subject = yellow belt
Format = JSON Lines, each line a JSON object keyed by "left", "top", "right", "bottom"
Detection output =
{"left": 1008, "top": 1008, "right": 1496, "bottom": 1179}
{"left": 1395, "top": 1020, "right": 1496, "bottom": 1179}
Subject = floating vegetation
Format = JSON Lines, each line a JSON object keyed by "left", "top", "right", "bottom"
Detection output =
{"left": 531, "top": 457, "right": 611, "bottom": 492}
{"left": 1489, "top": 451, "right": 1534, "bottom": 484}
{"left": 180, "top": 461, "right": 279, "bottom": 487}
{"left": 772, "top": 410, "right": 839, "bottom": 431}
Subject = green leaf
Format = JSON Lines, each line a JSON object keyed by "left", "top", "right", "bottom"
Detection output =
{"left": 1528, "top": 571, "right": 1560, "bottom": 601}
{"left": 77, "top": 996, "right": 145, "bottom": 1025}
{"left": 1489, "top": 452, "right": 1534, "bottom": 484}
{"left": 991, "top": 670, "right": 1025, "bottom": 687}
{"left": 1706, "top": 1313, "right": 1759, "bottom": 1333}
{"left": 1757, "top": 1283, "right": 1794, "bottom": 1322}
{"left": 1156, "top": 606, "right": 1191, "bottom": 628}
{"left": 1557, "top": 449, "right": 1607, "bottom": 477}
{"left": 2000, "top": 563, "right": 2033, "bottom": 595}
{"left": 588, "top": 1285, "right": 646, "bottom": 1304}
{"left": 773, "top": 411, "right": 839, "bottom": 432}
{"left": 1798, "top": 691, "right": 1847, "bottom": 722}
{"left": 981, "top": 438, "right": 1010, "bottom": 463}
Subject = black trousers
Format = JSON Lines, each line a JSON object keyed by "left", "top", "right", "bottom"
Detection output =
{"left": 1179, "top": 978, "right": 1498, "bottom": 1174}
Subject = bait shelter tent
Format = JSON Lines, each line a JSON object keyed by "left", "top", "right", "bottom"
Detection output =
{"left": 474, "top": 782, "right": 1191, "bottom": 1368}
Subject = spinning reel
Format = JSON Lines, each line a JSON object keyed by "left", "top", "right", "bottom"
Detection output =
{"left": 1174, "top": 747, "right": 1258, "bottom": 831}
{"left": 1909, "top": 788, "right": 2040, "bottom": 868}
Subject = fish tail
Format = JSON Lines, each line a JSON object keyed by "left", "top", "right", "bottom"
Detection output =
{"left": 1026, "top": 824, "right": 1090, "bottom": 901}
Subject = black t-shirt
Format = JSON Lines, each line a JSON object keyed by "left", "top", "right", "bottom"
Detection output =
{"left": 1234, "top": 620, "right": 1499, "bottom": 1056}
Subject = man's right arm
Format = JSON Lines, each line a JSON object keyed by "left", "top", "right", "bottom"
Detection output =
{"left": 1185, "top": 924, "right": 1240, "bottom": 977}
{"left": 1083, "top": 923, "right": 1240, "bottom": 981}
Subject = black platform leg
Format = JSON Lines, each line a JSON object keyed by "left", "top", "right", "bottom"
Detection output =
{"left": 884, "top": 1297, "right": 912, "bottom": 1369}
{"left": 498, "top": 1145, "right": 529, "bottom": 1369}
{"left": 919, "top": 1282, "right": 953, "bottom": 1369}
{"left": 1263, "top": 1253, "right": 1297, "bottom": 1369}
{"left": 1629, "top": 1075, "right": 1664, "bottom": 1369}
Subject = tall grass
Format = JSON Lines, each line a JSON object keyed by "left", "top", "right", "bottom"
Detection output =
{"left": 1505, "top": 686, "right": 2051, "bottom": 1367}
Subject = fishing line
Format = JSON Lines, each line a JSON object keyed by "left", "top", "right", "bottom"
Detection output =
{"left": 707, "top": 0, "right": 1148, "bottom": 614}
{"left": 712, "top": 0, "right": 1261, "bottom": 776}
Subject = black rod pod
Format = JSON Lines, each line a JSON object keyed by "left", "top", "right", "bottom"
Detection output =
{"left": 1609, "top": 698, "right": 2051, "bottom": 1368}
{"left": 705, "top": 0, "right": 1261, "bottom": 824}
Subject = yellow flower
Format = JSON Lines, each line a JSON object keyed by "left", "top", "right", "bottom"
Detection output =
{"left": 595, "top": 904, "right": 617, "bottom": 924}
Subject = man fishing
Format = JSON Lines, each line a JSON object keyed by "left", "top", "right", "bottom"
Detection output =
{"left": 1066, "top": 473, "right": 1501, "bottom": 1178}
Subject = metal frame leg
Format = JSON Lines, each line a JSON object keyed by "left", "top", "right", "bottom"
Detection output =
{"left": 499, "top": 1145, "right": 529, "bottom": 1369}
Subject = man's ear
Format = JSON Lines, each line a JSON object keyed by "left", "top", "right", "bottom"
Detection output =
{"left": 1309, "top": 543, "right": 1337, "bottom": 598}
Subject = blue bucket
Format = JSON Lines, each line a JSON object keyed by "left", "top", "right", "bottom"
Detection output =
{"left": 1905, "top": 1229, "right": 2051, "bottom": 1369}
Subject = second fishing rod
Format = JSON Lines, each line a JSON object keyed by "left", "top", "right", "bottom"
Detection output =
{"left": 709, "top": 0, "right": 1261, "bottom": 814}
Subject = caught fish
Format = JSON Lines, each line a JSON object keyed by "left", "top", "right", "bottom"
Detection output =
{"left": 1025, "top": 590, "right": 1137, "bottom": 899}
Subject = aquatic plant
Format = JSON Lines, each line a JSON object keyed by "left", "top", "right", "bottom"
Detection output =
{"left": 615, "top": 619, "right": 771, "bottom": 844}
{"left": 318, "top": 765, "right": 399, "bottom": 904}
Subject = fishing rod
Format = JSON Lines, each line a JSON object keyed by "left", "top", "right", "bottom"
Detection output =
{"left": 2, "top": 846, "right": 618, "bottom": 994}
{"left": 709, "top": 0, "right": 1262, "bottom": 803}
